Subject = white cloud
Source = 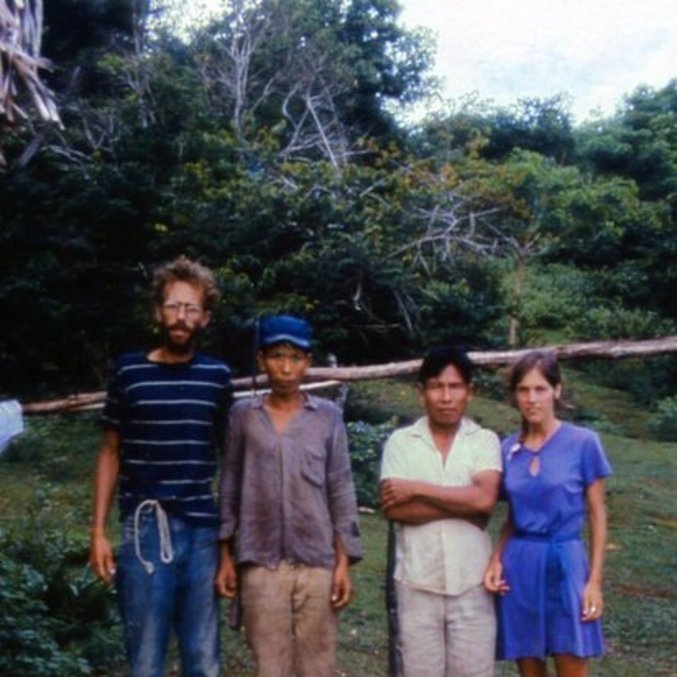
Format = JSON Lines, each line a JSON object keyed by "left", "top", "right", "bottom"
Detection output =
{"left": 399, "top": 0, "right": 677, "bottom": 121}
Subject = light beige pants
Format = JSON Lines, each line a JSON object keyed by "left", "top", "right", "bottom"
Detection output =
{"left": 396, "top": 582, "right": 496, "bottom": 677}
{"left": 241, "top": 562, "right": 336, "bottom": 677}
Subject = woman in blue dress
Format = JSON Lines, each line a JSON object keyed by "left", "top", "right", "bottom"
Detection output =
{"left": 484, "top": 350, "right": 612, "bottom": 676}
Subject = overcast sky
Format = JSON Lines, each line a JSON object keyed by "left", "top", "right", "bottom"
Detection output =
{"left": 398, "top": 0, "right": 677, "bottom": 122}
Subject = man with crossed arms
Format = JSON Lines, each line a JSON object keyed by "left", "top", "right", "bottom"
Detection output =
{"left": 380, "top": 346, "right": 502, "bottom": 677}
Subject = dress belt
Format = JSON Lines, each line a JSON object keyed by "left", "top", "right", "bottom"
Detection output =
{"left": 511, "top": 531, "right": 580, "bottom": 614}
{"left": 512, "top": 531, "right": 579, "bottom": 543}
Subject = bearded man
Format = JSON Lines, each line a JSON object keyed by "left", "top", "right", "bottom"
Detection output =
{"left": 89, "top": 257, "right": 232, "bottom": 677}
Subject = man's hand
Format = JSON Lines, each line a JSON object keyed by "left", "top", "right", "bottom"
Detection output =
{"left": 379, "top": 478, "right": 418, "bottom": 510}
{"left": 214, "top": 547, "right": 238, "bottom": 599}
{"left": 331, "top": 562, "right": 353, "bottom": 610}
{"left": 90, "top": 532, "right": 116, "bottom": 584}
{"left": 331, "top": 537, "right": 352, "bottom": 610}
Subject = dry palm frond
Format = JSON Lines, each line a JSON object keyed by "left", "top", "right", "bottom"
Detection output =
{"left": 1, "top": 0, "right": 62, "bottom": 165}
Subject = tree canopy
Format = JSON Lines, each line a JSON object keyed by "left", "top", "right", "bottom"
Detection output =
{"left": 0, "top": 0, "right": 675, "bottom": 401}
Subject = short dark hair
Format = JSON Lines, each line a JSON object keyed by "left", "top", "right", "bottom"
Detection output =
{"left": 419, "top": 346, "right": 474, "bottom": 386}
{"left": 151, "top": 256, "right": 220, "bottom": 311}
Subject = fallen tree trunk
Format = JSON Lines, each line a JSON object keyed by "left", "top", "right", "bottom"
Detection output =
{"left": 306, "top": 334, "right": 677, "bottom": 382}
{"left": 20, "top": 380, "right": 343, "bottom": 414}
{"left": 20, "top": 335, "right": 677, "bottom": 415}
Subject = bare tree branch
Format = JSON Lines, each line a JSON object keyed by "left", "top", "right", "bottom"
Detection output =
{"left": 1, "top": 0, "right": 62, "bottom": 165}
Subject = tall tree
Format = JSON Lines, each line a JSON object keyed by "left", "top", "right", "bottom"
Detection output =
{"left": 577, "top": 80, "right": 677, "bottom": 203}
{"left": 576, "top": 81, "right": 677, "bottom": 317}
{"left": 191, "top": 0, "right": 432, "bottom": 165}
{"left": 412, "top": 95, "right": 576, "bottom": 166}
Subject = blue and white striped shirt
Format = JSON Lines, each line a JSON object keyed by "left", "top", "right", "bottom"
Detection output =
{"left": 102, "top": 351, "right": 232, "bottom": 525}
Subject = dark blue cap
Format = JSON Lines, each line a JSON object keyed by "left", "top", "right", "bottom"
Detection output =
{"left": 258, "top": 315, "right": 312, "bottom": 351}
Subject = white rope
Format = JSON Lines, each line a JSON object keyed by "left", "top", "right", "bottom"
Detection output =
{"left": 133, "top": 499, "right": 174, "bottom": 575}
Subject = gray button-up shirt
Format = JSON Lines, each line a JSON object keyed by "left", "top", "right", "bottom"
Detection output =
{"left": 218, "top": 394, "right": 362, "bottom": 569}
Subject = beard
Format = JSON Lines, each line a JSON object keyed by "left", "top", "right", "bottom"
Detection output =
{"left": 160, "top": 321, "right": 201, "bottom": 355}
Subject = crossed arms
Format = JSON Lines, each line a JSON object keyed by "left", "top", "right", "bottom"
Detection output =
{"left": 380, "top": 470, "right": 501, "bottom": 527}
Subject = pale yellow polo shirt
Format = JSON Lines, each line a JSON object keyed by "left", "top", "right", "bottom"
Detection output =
{"left": 380, "top": 416, "right": 502, "bottom": 596}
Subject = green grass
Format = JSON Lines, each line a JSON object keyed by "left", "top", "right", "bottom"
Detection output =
{"left": 0, "top": 413, "right": 98, "bottom": 533}
{"left": 1, "top": 374, "right": 676, "bottom": 676}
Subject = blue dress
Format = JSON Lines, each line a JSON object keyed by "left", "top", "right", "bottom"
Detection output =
{"left": 496, "top": 422, "right": 612, "bottom": 660}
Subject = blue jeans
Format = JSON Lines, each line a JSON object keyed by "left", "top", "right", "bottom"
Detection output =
{"left": 116, "top": 506, "right": 220, "bottom": 677}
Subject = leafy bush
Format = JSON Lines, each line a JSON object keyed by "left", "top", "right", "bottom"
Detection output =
{"left": 347, "top": 419, "right": 397, "bottom": 509}
{"left": 569, "top": 407, "right": 623, "bottom": 436}
{"left": 4, "top": 413, "right": 100, "bottom": 468}
{"left": 577, "top": 355, "right": 677, "bottom": 407}
{"left": 647, "top": 396, "right": 677, "bottom": 441}
{"left": 0, "top": 505, "right": 124, "bottom": 675}
{"left": 518, "top": 263, "right": 600, "bottom": 344}
{"left": 344, "top": 389, "right": 395, "bottom": 425}
{"left": 577, "top": 305, "right": 675, "bottom": 341}
{"left": 344, "top": 380, "right": 419, "bottom": 427}
{"left": 0, "top": 549, "right": 89, "bottom": 676}
{"left": 472, "top": 369, "right": 506, "bottom": 401}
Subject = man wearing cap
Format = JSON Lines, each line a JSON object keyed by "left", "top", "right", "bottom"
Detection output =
{"left": 216, "top": 315, "right": 362, "bottom": 677}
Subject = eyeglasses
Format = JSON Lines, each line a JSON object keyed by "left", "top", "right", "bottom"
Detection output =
{"left": 161, "top": 301, "right": 203, "bottom": 317}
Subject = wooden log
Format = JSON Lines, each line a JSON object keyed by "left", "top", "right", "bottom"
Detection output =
{"left": 20, "top": 380, "right": 343, "bottom": 415}
{"left": 19, "top": 335, "right": 677, "bottom": 415}
{"left": 22, "top": 391, "right": 107, "bottom": 415}
{"left": 300, "top": 335, "right": 677, "bottom": 382}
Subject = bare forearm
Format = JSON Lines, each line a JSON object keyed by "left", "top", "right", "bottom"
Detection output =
{"left": 418, "top": 482, "right": 495, "bottom": 515}
{"left": 91, "top": 438, "right": 120, "bottom": 535}
{"left": 588, "top": 526, "right": 606, "bottom": 585}
{"left": 490, "top": 517, "right": 514, "bottom": 562}
{"left": 587, "top": 483, "right": 608, "bottom": 585}
{"left": 334, "top": 535, "right": 349, "bottom": 568}
{"left": 384, "top": 499, "right": 451, "bottom": 524}
{"left": 89, "top": 435, "right": 120, "bottom": 583}
{"left": 331, "top": 535, "right": 353, "bottom": 609}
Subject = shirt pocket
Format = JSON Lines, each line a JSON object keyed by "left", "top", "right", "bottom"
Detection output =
{"left": 301, "top": 446, "right": 326, "bottom": 488}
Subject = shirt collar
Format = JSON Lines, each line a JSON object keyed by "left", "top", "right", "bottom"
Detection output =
{"left": 411, "top": 415, "right": 478, "bottom": 445}
{"left": 251, "top": 392, "right": 319, "bottom": 410}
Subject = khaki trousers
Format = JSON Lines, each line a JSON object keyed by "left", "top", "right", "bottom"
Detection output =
{"left": 396, "top": 582, "right": 496, "bottom": 677}
{"left": 241, "top": 562, "right": 336, "bottom": 677}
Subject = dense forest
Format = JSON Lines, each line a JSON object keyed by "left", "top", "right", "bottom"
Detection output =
{"left": 1, "top": 5, "right": 676, "bottom": 674}
{"left": 1, "top": 0, "right": 676, "bottom": 406}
